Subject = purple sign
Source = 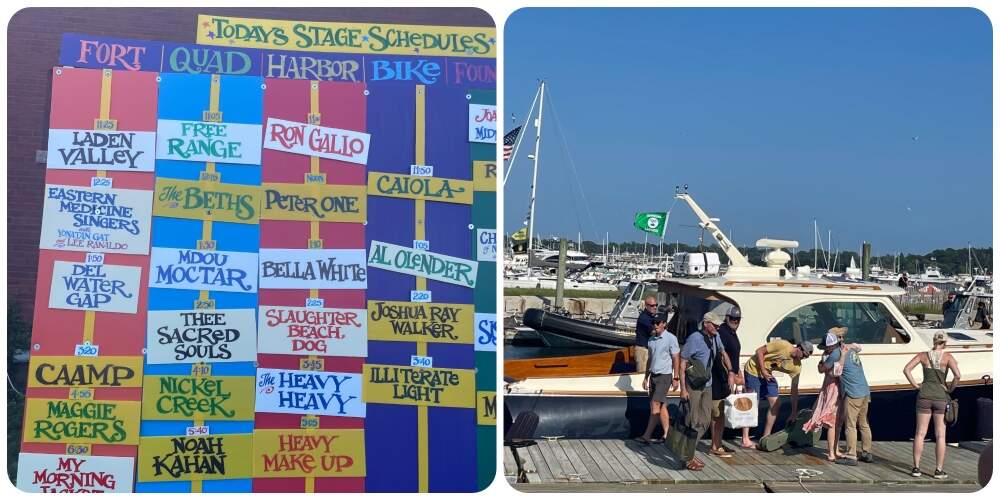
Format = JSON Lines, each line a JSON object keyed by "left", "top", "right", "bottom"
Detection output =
{"left": 59, "top": 33, "right": 495, "bottom": 87}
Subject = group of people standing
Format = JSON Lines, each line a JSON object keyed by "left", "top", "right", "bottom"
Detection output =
{"left": 632, "top": 296, "right": 963, "bottom": 477}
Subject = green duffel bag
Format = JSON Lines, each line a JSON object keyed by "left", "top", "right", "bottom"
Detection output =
{"left": 685, "top": 358, "right": 711, "bottom": 390}
{"left": 757, "top": 429, "right": 789, "bottom": 452}
{"left": 788, "top": 409, "right": 821, "bottom": 448}
{"left": 665, "top": 400, "right": 701, "bottom": 463}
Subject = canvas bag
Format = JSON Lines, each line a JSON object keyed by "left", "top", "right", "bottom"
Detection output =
{"left": 665, "top": 400, "right": 701, "bottom": 463}
{"left": 724, "top": 387, "right": 758, "bottom": 429}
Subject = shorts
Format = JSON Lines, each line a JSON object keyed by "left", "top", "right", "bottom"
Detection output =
{"left": 635, "top": 346, "right": 649, "bottom": 373}
{"left": 712, "top": 398, "right": 725, "bottom": 419}
{"left": 745, "top": 373, "right": 779, "bottom": 399}
{"left": 648, "top": 373, "right": 672, "bottom": 403}
{"left": 916, "top": 397, "right": 947, "bottom": 415}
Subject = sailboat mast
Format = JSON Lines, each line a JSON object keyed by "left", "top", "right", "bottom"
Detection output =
{"left": 814, "top": 219, "right": 818, "bottom": 269}
{"left": 526, "top": 80, "right": 546, "bottom": 256}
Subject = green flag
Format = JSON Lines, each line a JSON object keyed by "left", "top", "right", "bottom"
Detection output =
{"left": 634, "top": 212, "right": 667, "bottom": 237}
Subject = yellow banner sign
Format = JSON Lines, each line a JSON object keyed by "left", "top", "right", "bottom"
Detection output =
{"left": 196, "top": 15, "right": 496, "bottom": 58}
{"left": 23, "top": 398, "right": 140, "bottom": 445}
{"left": 153, "top": 178, "right": 260, "bottom": 224}
{"left": 362, "top": 364, "right": 475, "bottom": 408}
{"left": 367, "top": 300, "right": 473, "bottom": 344}
{"left": 262, "top": 183, "right": 366, "bottom": 223}
{"left": 477, "top": 391, "right": 496, "bottom": 425}
{"left": 367, "top": 172, "right": 472, "bottom": 205}
{"left": 141, "top": 375, "right": 255, "bottom": 421}
{"left": 472, "top": 161, "right": 496, "bottom": 192}
{"left": 137, "top": 434, "right": 254, "bottom": 482}
{"left": 28, "top": 356, "right": 144, "bottom": 388}
{"left": 253, "top": 429, "right": 365, "bottom": 478}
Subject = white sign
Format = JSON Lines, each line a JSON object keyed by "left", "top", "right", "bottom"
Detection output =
{"left": 40, "top": 184, "right": 153, "bottom": 255}
{"left": 156, "top": 119, "right": 262, "bottom": 165}
{"left": 468, "top": 104, "right": 497, "bottom": 143}
{"left": 410, "top": 355, "right": 433, "bottom": 368}
{"left": 259, "top": 248, "right": 368, "bottom": 290}
{"left": 368, "top": 240, "right": 478, "bottom": 288}
{"left": 410, "top": 290, "right": 432, "bottom": 302}
{"left": 474, "top": 313, "right": 497, "bottom": 352}
{"left": 258, "top": 305, "right": 367, "bottom": 357}
{"left": 149, "top": 247, "right": 258, "bottom": 293}
{"left": 263, "top": 117, "right": 370, "bottom": 165}
{"left": 16, "top": 453, "right": 135, "bottom": 493}
{"left": 74, "top": 343, "right": 99, "bottom": 357}
{"left": 476, "top": 229, "right": 497, "bottom": 261}
{"left": 255, "top": 367, "right": 365, "bottom": 418}
{"left": 47, "top": 129, "right": 156, "bottom": 172}
{"left": 48, "top": 260, "right": 141, "bottom": 313}
{"left": 146, "top": 308, "right": 258, "bottom": 364}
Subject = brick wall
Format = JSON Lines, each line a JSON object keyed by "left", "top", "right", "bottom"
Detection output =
{"left": 6, "top": 7, "right": 494, "bottom": 318}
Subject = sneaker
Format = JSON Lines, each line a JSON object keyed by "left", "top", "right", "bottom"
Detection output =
{"left": 910, "top": 467, "right": 922, "bottom": 477}
{"left": 934, "top": 469, "right": 948, "bottom": 479}
{"left": 838, "top": 457, "right": 858, "bottom": 466}
{"left": 859, "top": 452, "right": 874, "bottom": 463}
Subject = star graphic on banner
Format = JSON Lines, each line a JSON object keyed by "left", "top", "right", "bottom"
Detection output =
{"left": 465, "top": 48, "right": 474, "bottom": 54}
{"left": 413, "top": 48, "right": 420, "bottom": 53}
{"left": 489, "top": 37, "right": 496, "bottom": 45}
{"left": 207, "top": 32, "right": 215, "bottom": 39}
{"left": 362, "top": 35, "right": 369, "bottom": 42}
{"left": 201, "top": 21, "right": 210, "bottom": 28}
{"left": 228, "top": 39, "right": 235, "bottom": 45}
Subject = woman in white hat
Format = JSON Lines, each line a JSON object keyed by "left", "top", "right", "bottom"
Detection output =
{"left": 804, "top": 327, "right": 858, "bottom": 461}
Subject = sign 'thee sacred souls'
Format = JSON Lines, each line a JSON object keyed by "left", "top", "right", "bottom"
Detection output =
{"left": 146, "top": 309, "right": 257, "bottom": 364}
{"left": 40, "top": 184, "right": 153, "bottom": 255}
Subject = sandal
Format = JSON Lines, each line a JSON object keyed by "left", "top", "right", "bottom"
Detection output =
{"left": 740, "top": 441, "right": 757, "bottom": 449}
{"left": 711, "top": 447, "right": 733, "bottom": 458}
{"left": 685, "top": 459, "right": 704, "bottom": 471}
{"left": 634, "top": 436, "right": 662, "bottom": 445}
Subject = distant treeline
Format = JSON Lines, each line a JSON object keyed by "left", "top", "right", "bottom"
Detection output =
{"left": 525, "top": 239, "right": 991, "bottom": 276}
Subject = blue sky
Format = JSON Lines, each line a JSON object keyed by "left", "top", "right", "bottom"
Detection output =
{"left": 503, "top": 8, "right": 992, "bottom": 254}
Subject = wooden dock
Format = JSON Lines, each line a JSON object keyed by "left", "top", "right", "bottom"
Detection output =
{"left": 505, "top": 438, "right": 987, "bottom": 492}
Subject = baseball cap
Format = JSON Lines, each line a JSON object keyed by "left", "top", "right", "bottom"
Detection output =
{"left": 726, "top": 306, "right": 742, "bottom": 319}
{"left": 798, "top": 340, "right": 815, "bottom": 357}
{"left": 824, "top": 332, "right": 839, "bottom": 347}
{"left": 703, "top": 310, "right": 724, "bottom": 325}
{"left": 653, "top": 314, "right": 668, "bottom": 324}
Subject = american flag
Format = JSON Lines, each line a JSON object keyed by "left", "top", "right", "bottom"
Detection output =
{"left": 503, "top": 125, "right": 522, "bottom": 161}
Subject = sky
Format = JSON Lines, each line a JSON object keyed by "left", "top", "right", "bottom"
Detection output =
{"left": 502, "top": 8, "right": 993, "bottom": 254}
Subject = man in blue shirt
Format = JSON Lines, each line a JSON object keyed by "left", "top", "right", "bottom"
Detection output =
{"left": 634, "top": 296, "right": 657, "bottom": 373}
{"left": 637, "top": 314, "right": 680, "bottom": 444}
{"left": 678, "top": 311, "right": 734, "bottom": 471}
{"left": 825, "top": 337, "right": 872, "bottom": 465}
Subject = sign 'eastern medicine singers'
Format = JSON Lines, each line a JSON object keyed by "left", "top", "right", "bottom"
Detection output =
{"left": 40, "top": 184, "right": 153, "bottom": 255}
{"left": 367, "top": 240, "right": 478, "bottom": 288}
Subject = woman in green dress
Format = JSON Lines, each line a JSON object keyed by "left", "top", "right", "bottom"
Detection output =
{"left": 903, "top": 331, "right": 961, "bottom": 479}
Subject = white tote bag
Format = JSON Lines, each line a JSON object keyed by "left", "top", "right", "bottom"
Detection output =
{"left": 724, "top": 388, "right": 758, "bottom": 429}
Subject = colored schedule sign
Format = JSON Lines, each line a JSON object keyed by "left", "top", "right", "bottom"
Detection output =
{"left": 367, "top": 240, "right": 477, "bottom": 288}
{"left": 257, "top": 305, "right": 367, "bottom": 357}
{"left": 253, "top": 429, "right": 365, "bottom": 478}
{"left": 367, "top": 300, "right": 473, "bottom": 344}
{"left": 141, "top": 375, "right": 256, "bottom": 420}
{"left": 40, "top": 184, "right": 153, "bottom": 255}
{"left": 155, "top": 119, "right": 262, "bottom": 165}
{"left": 47, "top": 129, "right": 156, "bottom": 172}
{"left": 137, "top": 434, "right": 254, "bottom": 482}
{"left": 362, "top": 364, "right": 475, "bottom": 408}
{"left": 47, "top": 260, "right": 141, "bottom": 313}
{"left": 16, "top": 453, "right": 135, "bottom": 493}
{"left": 146, "top": 308, "right": 257, "bottom": 364}
{"left": 23, "top": 398, "right": 141, "bottom": 445}
{"left": 255, "top": 368, "right": 364, "bottom": 418}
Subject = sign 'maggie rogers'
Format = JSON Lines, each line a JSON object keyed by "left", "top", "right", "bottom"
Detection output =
{"left": 367, "top": 240, "right": 477, "bottom": 288}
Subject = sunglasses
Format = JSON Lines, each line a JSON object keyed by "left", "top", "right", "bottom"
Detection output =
{"left": 728, "top": 317, "right": 741, "bottom": 323}
{"left": 646, "top": 303, "right": 658, "bottom": 308}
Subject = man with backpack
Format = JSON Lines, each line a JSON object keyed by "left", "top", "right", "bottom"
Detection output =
{"left": 678, "top": 310, "right": 735, "bottom": 471}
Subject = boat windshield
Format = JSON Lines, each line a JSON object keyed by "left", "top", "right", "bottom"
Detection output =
{"left": 767, "top": 301, "right": 910, "bottom": 346}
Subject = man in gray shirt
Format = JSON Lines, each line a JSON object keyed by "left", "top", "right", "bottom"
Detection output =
{"left": 637, "top": 314, "right": 680, "bottom": 444}
{"left": 679, "top": 310, "right": 734, "bottom": 471}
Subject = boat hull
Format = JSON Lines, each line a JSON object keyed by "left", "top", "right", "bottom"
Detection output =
{"left": 504, "top": 382, "right": 992, "bottom": 441}
{"left": 524, "top": 308, "right": 634, "bottom": 349}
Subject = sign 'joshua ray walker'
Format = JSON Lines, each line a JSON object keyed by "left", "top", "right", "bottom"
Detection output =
{"left": 47, "top": 129, "right": 156, "bottom": 171}
{"left": 23, "top": 398, "right": 141, "bottom": 445}
{"left": 367, "top": 240, "right": 478, "bottom": 288}
{"left": 16, "top": 453, "right": 135, "bottom": 493}
{"left": 153, "top": 178, "right": 260, "bottom": 224}
{"left": 149, "top": 247, "right": 259, "bottom": 294}
{"left": 255, "top": 368, "right": 364, "bottom": 418}
{"left": 263, "top": 117, "right": 371, "bottom": 165}
{"left": 196, "top": 15, "right": 496, "bottom": 58}
{"left": 146, "top": 309, "right": 257, "bottom": 364}
{"left": 141, "top": 375, "right": 256, "bottom": 420}
{"left": 40, "top": 184, "right": 153, "bottom": 255}
{"left": 156, "top": 119, "right": 262, "bottom": 165}
{"left": 253, "top": 429, "right": 365, "bottom": 478}
{"left": 259, "top": 248, "right": 367, "bottom": 289}
{"left": 257, "top": 305, "right": 367, "bottom": 357}
{"left": 367, "top": 300, "right": 473, "bottom": 344}
{"left": 47, "top": 259, "right": 141, "bottom": 313}
{"left": 28, "top": 356, "right": 144, "bottom": 388}
{"left": 137, "top": 434, "right": 253, "bottom": 482}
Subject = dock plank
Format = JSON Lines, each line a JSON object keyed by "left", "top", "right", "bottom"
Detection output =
{"left": 580, "top": 439, "right": 622, "bottom": 483}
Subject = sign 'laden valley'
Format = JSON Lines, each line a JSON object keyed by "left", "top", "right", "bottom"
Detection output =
{"left": 40, "top": 184, "right": 153, "bottom": 255}
{"left": 362, "top": 364, "right": 475, "bottom": 408}
{"left": 253, "top": 429, "right": 365, "bottom": 478}
{"left": 367, "top": 240, "right": 477, "bottom": 288}
{"left": 137, "top": 434, "right": 254, "bottom": 482}
{"left": 367, "top": 300, "right": 473, "bottom": 344}
{"left": 47, "top": 129, "right": 156, "bottom": 172}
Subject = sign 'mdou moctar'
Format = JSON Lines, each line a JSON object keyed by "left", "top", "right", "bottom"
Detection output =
{"left": 196, "top": 15, "right": 496, "bottom": 58}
